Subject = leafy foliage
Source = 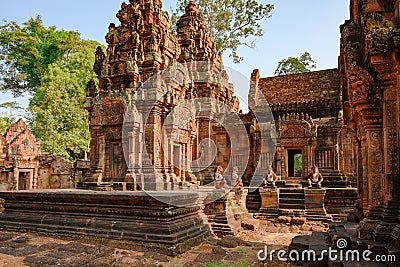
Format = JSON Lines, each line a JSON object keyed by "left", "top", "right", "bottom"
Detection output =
{"left": 0, "top": 101, "right": 23, "bottom": 134}
{"left": 0, "top": 17, "right": 101, "bottom": 161}
{"left": 274, "top": 52, "right": 316, "bottom": 76}
{"left": 171, "top": 0, "right": 274, "bottom": 63}
{"left": 0, "top": 16, "right": 84, "bottom": 96}
{"left": 28, "top": 39, "right": 99, "bottom": 161}
{"left": 0, "top": 116, "right": 14, "bottom": 135}
{"left": 294, "top": 154, "right": 303, "bottom": 173}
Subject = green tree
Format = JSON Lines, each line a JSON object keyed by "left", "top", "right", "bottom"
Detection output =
{"left": 171, "top": 0, "right": 274, "bottom": 63}
{"left": 0, "top": 101, "right": 23, "bottom": 134}
{"left": 0, "top": 116, "right": 12, "bottom": 135}
{"left": 0, "top": 17, "right": 101, "bottom": 160}
{"left": 274, "top": 52, "right": 316, "bottom": 76}
{"left": 28, "top": 39, "right": 99, "bottom": 161}
{"left": 0, "top": 16, "right": 82, "bottom": 96}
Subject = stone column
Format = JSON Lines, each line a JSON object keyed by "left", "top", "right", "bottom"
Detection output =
{"left": 304, "top": 188, "right": 327, "bottom": 217}
{"left": 28, "top": 170, "right": 34, "bottom": 190}
{"left": 33, "top": 167, "right": 38, "bottom": 190}
{"left": 13, "top": 168, "right": 18, "bottom": 191}
{"left": 99, "top": 136, "right": 106, "bottom": 184}
{"left": 383, "top": 86, "right": 399, "bottom": 202}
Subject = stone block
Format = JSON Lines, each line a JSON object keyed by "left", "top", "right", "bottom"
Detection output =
{"left": 0, "top": 190, "right": 210, "bottom": 255}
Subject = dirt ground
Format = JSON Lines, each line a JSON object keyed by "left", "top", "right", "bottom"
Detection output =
{"left": 0, "top": 219, "right": 328, "bottom": 267}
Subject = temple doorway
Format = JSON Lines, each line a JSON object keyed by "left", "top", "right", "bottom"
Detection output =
{"left": 18, "top": 172, "right": 29, "bottom": 190}
{"left": 288, "top": 150, "right": 302, "bottom": 177}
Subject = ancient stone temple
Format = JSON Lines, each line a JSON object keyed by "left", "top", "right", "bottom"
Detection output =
{"left": 249, "top": 68, "right": 355, "bottom": 185}
{"left": 340, "top": 0, "right": 400, "bottom": 247}
{"left": 244, "top": 69, "right": 358, "bottom": 221}
{"left": 0, "top": 119, "right": 73, "bottom": 190}
{"left": 245, "top": 68, "right": 358, "bottom": 191}
{"left": 0, "top": 119, "right": 40, "bottom": 191}
{"left": 82, "top": 0, "right": 239, "bottom": 190}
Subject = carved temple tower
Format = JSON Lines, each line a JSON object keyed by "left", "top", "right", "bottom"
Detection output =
{"left": 82, "top": 0, "right": 239, "bottom": 190}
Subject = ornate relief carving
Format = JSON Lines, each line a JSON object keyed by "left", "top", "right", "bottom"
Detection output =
{"left": 365, "top": 12, "right": 394, "bottom": 55}
{"left": 368, "top": 130, "right": 384, "bottom": 173}
{"left": 348, "top": 64, "right": 376, "bottom": 104}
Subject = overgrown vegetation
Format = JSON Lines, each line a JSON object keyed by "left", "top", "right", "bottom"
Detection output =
{"left": 0, "top": 16, "right": 101, "bottom": 160}
{"left": 171, "top": 0, "right": 274, "bottom": 63}
{"left": 274, "top": 52, "right": 316, "bottom": 76}
{"left": 0, "top": 101, "right": 22, "bottom": 134}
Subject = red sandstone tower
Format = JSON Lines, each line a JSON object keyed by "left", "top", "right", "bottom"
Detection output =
{"left": 82, "top": 0, "right": 239, "bottom": 190}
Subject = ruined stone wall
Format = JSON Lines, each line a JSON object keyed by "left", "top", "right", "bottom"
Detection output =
{"left": 38, "top": 154, "right": 73, "bottom": 189}
{"left": 256, "top": 69, "right": 341, "bottom": 119}
{"left": 341, "top": 0, "right": 400, "bottom": 247}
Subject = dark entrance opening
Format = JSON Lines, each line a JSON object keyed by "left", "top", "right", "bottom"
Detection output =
{"left": 288, "top": 150, "right": 302, "bottom": 177}
{"left": 18, "top": 172, "right": 28, "bottom": 190}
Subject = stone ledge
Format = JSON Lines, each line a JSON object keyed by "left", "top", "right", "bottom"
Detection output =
{"left": 0, "top": 190, "right": 210, "bottom": 255}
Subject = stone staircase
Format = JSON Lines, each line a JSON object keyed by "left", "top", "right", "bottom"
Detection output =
{"left": 278, "top": 188, "right": 306, "bottom": 217}
{"left": 206, "top": 215, "right": 237, "bottom": 236}
{"left": 305, "top": 208, "right": 332, "bottom": 222}
{"left": 279, "top": 188, "right": 305, "bottom": 209}
{"left": 246, "top": 187, "right": 261, "bottom": 214}
{"left": 204, "top": 189, "right": 249, "bottom": 237}
{"left": 319, "top": 168, "right": 350, "bottom": 188}
{"left": 283, "top": 177, "right": 304, "bottom": 188}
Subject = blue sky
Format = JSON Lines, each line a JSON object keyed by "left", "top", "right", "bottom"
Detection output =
{"left": 0, "top": 0, "right": 350, "bottom": 112}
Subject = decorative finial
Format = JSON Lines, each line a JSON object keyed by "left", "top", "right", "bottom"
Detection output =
{"left": 185, "top": 1, "right": 198, "bottom": 14}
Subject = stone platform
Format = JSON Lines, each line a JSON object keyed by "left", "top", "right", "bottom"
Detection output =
{"left": 256, "top": 187, "right": 332, "bottom": 221}
{"left": 0, "top": 190, "right": 210, "bottom": 255}
{"left": 204, "top": 188, "right": 249, "bottom": 236}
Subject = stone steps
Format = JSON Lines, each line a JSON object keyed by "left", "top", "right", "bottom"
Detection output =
{"left": 319, "top": 168, "right": 350, "bottom": 188}
{"left": 278, "top": 209, "right": 305, "bottom": 217}
{"left": 305, "top": 213, "right": 332, "bottom": 222}
{"left": 280, "top": 198, "right": 305, "bottom": 204}
{"left": 279, "top": 188, "right": 306, "bottom": 210}
{"left": 246, "top": 187, "right": 261, "bottom": 213}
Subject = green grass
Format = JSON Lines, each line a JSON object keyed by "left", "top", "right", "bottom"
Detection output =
{"left": 236, "top": 248, "right": 246, "bottom": 254}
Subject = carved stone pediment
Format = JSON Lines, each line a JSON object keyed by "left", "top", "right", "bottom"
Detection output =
{"left": 277, "top": 113, "right": 315, "bottom": 139}
{"left": 3, "top": 119, "right": 40, "bottom": 156}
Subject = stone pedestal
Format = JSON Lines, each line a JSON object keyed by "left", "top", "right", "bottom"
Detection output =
{"left": 204, "top": 189, "right": 249, "bottom": 236}
{"left": 257, "top": 187, "right": 279, "bottom": 218}
{"left": 324, "top": 188, "right": 358, "bottom": 219}
{"left": 304, "top": 188, "right": 330, "bottom": 220}
{"left": 0, "top": 190, "right": 210, "bottom": 255}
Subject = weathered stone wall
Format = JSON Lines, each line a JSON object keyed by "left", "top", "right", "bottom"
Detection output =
{"left": 255, "top": 69, "right": 341, "bottom": 118}
{"left": 340, "top": 0, "right": 400, "bottom": 248}
{"left": 38, "top": 154, "right": 73, "bottom": 189}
